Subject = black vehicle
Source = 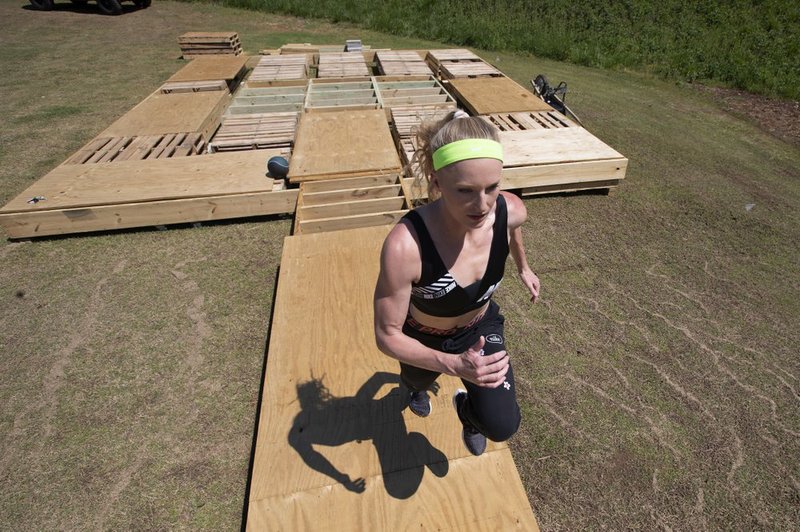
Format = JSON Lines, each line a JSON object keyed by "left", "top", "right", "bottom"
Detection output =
{"left": 29, "top": 0, "right": 151, "bottom": 16}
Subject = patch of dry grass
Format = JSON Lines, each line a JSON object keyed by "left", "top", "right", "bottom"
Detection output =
{"left": 0, "top": 1, "right": 798, "bottom": 530}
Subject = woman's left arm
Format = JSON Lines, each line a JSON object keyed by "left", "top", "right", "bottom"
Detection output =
{"left": 501, "top": 192, "right": 540, "bottom": 303}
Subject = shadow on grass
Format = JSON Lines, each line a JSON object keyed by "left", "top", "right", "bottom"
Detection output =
{"left": 22, "top": 2, "right": 141, "bottom": 16}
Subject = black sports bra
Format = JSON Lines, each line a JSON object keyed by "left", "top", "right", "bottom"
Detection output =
{"left": 404, "top": 195, "right": 509, "bottom": 317}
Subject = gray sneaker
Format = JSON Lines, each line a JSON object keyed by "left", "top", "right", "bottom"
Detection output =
{"left": 408, "top": 389, "right": 432, "bottom": 417}
{"left": 452, "top": 389, "right": 487, "bottom": 456}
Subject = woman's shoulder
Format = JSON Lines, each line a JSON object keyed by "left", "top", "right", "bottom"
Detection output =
{"left": 499, "top": 191, "right": 527, "bottom": 228}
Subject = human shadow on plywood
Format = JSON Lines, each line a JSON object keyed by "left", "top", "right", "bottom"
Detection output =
{"left": 289, "top": 372, "right": 448, "bottom": 499}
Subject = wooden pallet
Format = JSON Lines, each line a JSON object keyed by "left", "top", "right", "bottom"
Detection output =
{"left": 178, "top": 31, "right": 242, "bottom": 58}
{"left": 375, "top": 76, "right": 456, "bottom": 110}
{"left": 425, "top": 49, "right": 503, "bottom": 79}
{"left": 64, "top": 133, "right": 205, "bottom": 164}
{"left": 246, "top": 54, "right": 309, "bottom": 86}
{"left": 162, "top": 55, "right": 248, "bottom": 93}
{"left": 209, "top": 112, "right": 298, "bottom": 151}
{"left": 289, "top": 109, "right": 402, "bottom": 183}
{"left": 317, "top": 52, "right": 371, "bottom": 78}
{"left": 375, "top": 50, "right": 432, "bottom": 76}
{"left": 245, "top": 224, "right": 540, "bottom": 530}
{"left": 293, "top": 174, "right": 408, "bottom": 234}
{"left": 446, "top": 77, "right": 554, "bottom": 114}
{"left": 482, "top": 111, "right": 577, "bottom": 131}
{"left": 227, "top": 84, "right": 308, "bottom": 115}
{"left": 305, "top": 78, "right": 379, "bottom": 111}
{"left": 389, "top": 105, "right": 454, "bottom": 137}
{"left": 0, "top": 150, "right": 298, "bottom": 239}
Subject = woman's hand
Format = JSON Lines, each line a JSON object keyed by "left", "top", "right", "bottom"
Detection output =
{"left": 455, "top": 336, "right": 509, "bottom": 387}
{"left": 520, "top": 268, "right": 540, "bottom": 303}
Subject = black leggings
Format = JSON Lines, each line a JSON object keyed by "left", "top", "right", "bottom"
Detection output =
{"left": 400, "top": 301, "right": 521, "bottom": 442}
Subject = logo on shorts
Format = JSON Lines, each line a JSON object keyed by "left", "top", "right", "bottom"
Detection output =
{"left": 486, "top": 333, "right": 503, "bottom": 344}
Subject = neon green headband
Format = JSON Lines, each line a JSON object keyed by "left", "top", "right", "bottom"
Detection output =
{"left": 432, "top": 139, "right": 504, "bottom": 171}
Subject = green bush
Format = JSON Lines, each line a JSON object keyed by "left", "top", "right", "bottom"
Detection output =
{"left": 186, "top": 0, "right": 800, "bottom": 100}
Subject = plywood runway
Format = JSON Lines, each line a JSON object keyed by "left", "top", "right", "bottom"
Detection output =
{"left": 246, "top": 225, "right": 539, "bottom": 530}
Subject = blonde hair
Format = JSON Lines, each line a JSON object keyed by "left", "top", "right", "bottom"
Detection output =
{"left": 408, "top": 110, "right": 500, "bottom": 202}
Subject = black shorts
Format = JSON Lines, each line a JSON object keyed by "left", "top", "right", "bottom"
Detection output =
{"left": 400, "top": 300, "right": 521, "bottom": 442}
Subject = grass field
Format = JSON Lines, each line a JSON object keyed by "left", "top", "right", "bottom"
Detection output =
{"left": 1, "top": 1, "right": 799, "bottom": 530}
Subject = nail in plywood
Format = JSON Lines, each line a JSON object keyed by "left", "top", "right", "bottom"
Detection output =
{"left": 288, "top": 109, "right": 402, "bottom": 183}
{"left": 0, "top": 150, "right": 296, "bottom": 238}
{"left": 245, "top": 225, "right": 539, "bottom": 530}
{"left": 447, "top": 77, "right": 554, "bottom": 114}
{"left": 98, "top": 90, "right": 231, "bottom": 142}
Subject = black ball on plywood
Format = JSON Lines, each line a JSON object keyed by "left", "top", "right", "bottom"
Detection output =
{"left": 267, "top": 156, "right": 290, "bottom": 178}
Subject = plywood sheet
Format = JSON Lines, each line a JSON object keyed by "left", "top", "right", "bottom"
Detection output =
{"left": 99, "top": 90, "right": 231, "bottom": 139}
{"left": 500, "top": 127, "right": 624, "bottom": 167}
{"left": 246, "top": 225, "right": 538, "bottom": 530}
{"left": 289, "top": 110, "right": 402, "bottom": 182}
{"left": 448, "top": 77, "right": 553, "bottom": 114}
{"left": 1, "top": 150, "right": 284, "bottom": 212}
{"left": 166, "top": 55, "right": 248, "bottom": 83}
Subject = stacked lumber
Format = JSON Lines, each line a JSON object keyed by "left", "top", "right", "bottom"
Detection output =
{"left": 246, "top": 54, "right": 309, "bottom": 86}
{"left": 447, "top": 77, "right": 554, "bottom": 115}
{"left": 64, "top": 133, "right": 205, "bottom": 164}
{"left": 317, "top": 52, "right": 371, "bottom": 78}
{"left": 209, "top": 112, "right": 298, "bottom": 152}
{"left": 482, "top": 111, "right": 576, "bottom": 131}
{"left": 178, "top": 32, "right": 242, "bottom": 59}
{"left": 375, "top": 76, "right": 456, "bottom": 109}
{"left": 226, "top": 85, "right": 307, "bottom": 115}
{"left": 293, "top": 174, "right": 407, "bottom": 235}
{"left": 305, "top": 78, "right": 379, "bottom": 111}
{"left": 426, "top": 49, "right": 502, "bottom": 79}
{"left": 375, "top": 50, "right": 432, "bottom": 76}
{"left": 278, "top": 43, "right": 350, "bottom": 55}
{"left": 288, "top": 109, "right": 402, "bottom": 183}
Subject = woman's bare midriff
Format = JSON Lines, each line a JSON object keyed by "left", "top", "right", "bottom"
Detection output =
{"left": 408, "top": 300, "right": 490, "bottom": 331}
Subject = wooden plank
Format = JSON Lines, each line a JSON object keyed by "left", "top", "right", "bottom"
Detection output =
{"left": 520, "top": 178, "right": 620, "bottom": 196}
{"left": 447, "top": 77, "right": 553, "bottom": 114}
{"left": 439, "top": 61, "right": 503, "bottom": 79}
{"left": 501, "top": 158, "right": 628, "bottom": 189}
{"left": 0, "top": 189, "right": 298, "bottom": 239}
{"left": 160, "top": 80, "right": 228, "bottom": 94}
{"left": 299, "top": 196, "right": 405, "bottom": 220}
{"left": 301, "top": 184, "right": 402, "bottom": 206}
{"left": 245, "top": 226, "right": 538, "bottom": 529}
{"left": 301, "top": 174, "right": 399, "bottom": 193}
{"left": 166, "top": 55, "right": 249, "bottom": 83}
{"left": 289, "top": 110, "right": 402, "bottom": 183}
{"left": 0, "top": 150, "right": 288, "bottom": 213}
{"left": 99, "top": 90, "right": 231, "bottom": 141}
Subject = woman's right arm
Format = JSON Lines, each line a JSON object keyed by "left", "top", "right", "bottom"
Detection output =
{"left": 373, "top": 224, "right": 509, "bottom": 386}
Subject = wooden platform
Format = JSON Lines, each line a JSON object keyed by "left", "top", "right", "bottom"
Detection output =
{"left": 0, "top": 150, "right": 297, "bottom": 238}
{"left": 375, "top": 50, "right": 432, "bottom": 76}
{"left": 246, "top": 225, "right": 539, "bottom": 531}
{"left": 305, "top": 78, "right": 380, "bottom": 111}
{"left": 288, "top": 109, "right": 402, "bottom": 183}
{"left": 483, "top": 111, "right": 577, "bottom": 131}
{"left": 246, "top": 54, "right": 309, "bottom": 86}
{"left": 98, "top": 90, "right": 231, "bottom": 142}
{"left": 500, "top": 127, "right": 628, "bottom": 194}
{"left": 166, "top": 55, "right": 248, "bottom": 86}
{"left": 375, "top": 76, "right": 456, "bottom": 110}
{"left": 317, "top": 52, "right": 371, "bottom": 78}
{"left": 226, "top": 85, "right": 308, "bottom": 115}
{"left": 426, "top": 49, "right": 503, "bottom": 79}
{"left": 209, "top": 112, "right": 298, "bottom": 151}
{"left": 447, "top": 77, "right": 554, "bottom": 114}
